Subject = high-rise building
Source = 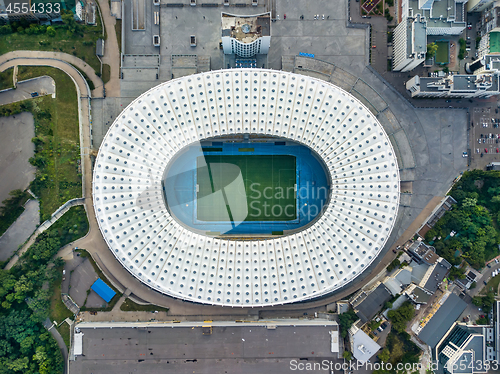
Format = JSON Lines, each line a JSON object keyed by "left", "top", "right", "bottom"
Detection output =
{"left": 393, "top": 14, "right": 428, "bottom": 71}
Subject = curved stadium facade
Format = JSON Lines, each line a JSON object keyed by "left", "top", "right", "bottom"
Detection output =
{"left": 92, "top": 69, "right": 400, "bottom": 307}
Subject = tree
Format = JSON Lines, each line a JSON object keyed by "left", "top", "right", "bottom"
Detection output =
{"left": 338, "top": 309, "right": 359, "bottom": 338}
{"left": 379, "top": 347, "right": 390, "bottom": 362}
{"left": 343, "top": 350, "right": 352, "bottom": 361}
{"left": 387, "top": 301, "right": 415, "bottom": 333}
{"left": 427, "top": 42, "right": 438, "bottom": 58}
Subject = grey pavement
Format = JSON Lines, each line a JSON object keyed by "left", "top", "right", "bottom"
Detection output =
{"left": 0, "top": 112, "right": 35, "bottom": 205}
{"left": 69, "top": 258, "right": 99, "bottom": 307}
{"left": 85, "top": 289, "right": 108, "bottom": 309}
{"left": 0, "top": 199, "right": 39, "bottom": 262}
{"left": 44, "top": 318, "right": 68, "bottom": 374}
{"left": 0, "top": 76, "right": 55, "bottom": 106}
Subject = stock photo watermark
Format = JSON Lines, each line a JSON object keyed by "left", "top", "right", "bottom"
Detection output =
{"left": 289, "top": 360, "right": 500, "bottom": 372}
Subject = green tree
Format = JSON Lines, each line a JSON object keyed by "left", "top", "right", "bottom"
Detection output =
{"left": 343, "top": 350, "right": 352, "bottom": 360}
{"left": 427, "top": 42, "right": 438, "bottom": 58}
{"left": 338, "top": 309, "right": 358, "bottom": 338}
{"left": 387, "top": 301, "right": 415, "bottom": 333}
{"left": 379, "top": 347, "right": 390, "bottom": 362}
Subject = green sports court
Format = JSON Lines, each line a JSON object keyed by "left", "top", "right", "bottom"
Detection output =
{"left": 197, "top": 155, "right": 297, "bottom": 222}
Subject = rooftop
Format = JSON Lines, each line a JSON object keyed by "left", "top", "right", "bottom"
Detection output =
{"left": 418, "top": 293, "right": 467, "bottom": 348}
{"left": 221, "top": 13, "right": 270, "bottom": 43}
{"left": 354, "top": 284, "right": 392, "bottom": 323}
{"left": 71, "top": 320, "right": 341, "bottom": 374}
{"left": 350, "top": 326, "right": 382, "bottom": 362}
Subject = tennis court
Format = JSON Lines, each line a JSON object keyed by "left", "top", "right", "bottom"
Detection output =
{"left": 435, "top": 41, "right": 450, "bottom": 64}
{"left": 197, "top": 155, "right": 297, "bottom": 222}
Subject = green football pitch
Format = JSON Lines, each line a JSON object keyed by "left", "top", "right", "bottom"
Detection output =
{"left": 197, "top": 155, "right": 297, "bottom": 222}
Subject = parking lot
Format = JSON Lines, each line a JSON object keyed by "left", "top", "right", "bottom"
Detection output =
{"left": 470, "top": 107, "right": 500, "bottom": 169}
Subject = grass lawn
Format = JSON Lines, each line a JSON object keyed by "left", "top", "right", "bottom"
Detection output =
{"left": 115, "top": 20, "right": 122, "bottom": 53}
{"left": 480, "top": 274, "right": 500, "bottom": 296}
{"left": 49, "top": 266, "right": 74, "bottom": 324}
{"left": 120, "top": 298, "right": 169, "bottom": 312}
{"left": 0, "top": 67, "right": 14, "bottom": 90}
{"left": 0, "top": 19, "right": 103, "bottom": 74}
{"left": 12, "top": 66, "right": 82, "bottom": 221}
{"left": 102, "top": 64, "right": 111, "bottom": 84}
{"left": 435, "top": 41, "right": 449, "bottom": 64}
{"left": 57, "top": 322, "right": 71, "bottom": 349}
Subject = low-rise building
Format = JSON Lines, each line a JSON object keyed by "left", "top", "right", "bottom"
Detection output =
{"left": 348, "top": 324, "right": 381, "bottom": 363}
{"left": 349, "top": 283, "right": 393, "bottom": 324}
{"left": 418, "top": 293, "right": 468, "bottom": 348}
{"left": 408, "top": 241, "right": 440, "bottom": 265}
{"left": 221, "top": 12, "right": 271, "bottom": 57}
{"left": 406, "top": 73, "right": 500, "bottom": 98}
{"left": 417, "top": 196, "right": 457, "bottom": 238}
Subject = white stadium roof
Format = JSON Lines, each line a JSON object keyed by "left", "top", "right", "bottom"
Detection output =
{"left": 93, "top": 69, "right": 400, "bottom": 307}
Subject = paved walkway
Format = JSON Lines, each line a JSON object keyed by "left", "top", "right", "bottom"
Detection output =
{"left": 44, "top": 318, "right": 68, "bottom": 374}
{"left": 96, "top": 0, "right": 121, "bottom": 97}
{"left": 0, "top": 51, "right": 104, "bottom": 98}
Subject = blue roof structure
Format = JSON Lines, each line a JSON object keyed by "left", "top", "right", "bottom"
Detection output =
{"left": 91, "top": 278, "right": 116, "bottom": 303}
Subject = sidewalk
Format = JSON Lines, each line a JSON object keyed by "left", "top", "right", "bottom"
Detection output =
{"left": 96, "top": 0, "right": 121, "bottom": 97}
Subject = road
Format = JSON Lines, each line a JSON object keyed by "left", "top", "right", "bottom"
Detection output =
{"left": 0, "top": 76, "right": 55, "bottom": 105}
{"left": 468, "top": 257, "right": 500, "bottom": 298}
{"left": 0, "top": 51, "right": 104, "bottom": 98}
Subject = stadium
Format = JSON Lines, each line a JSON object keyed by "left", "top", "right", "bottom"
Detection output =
{"left": 92, "top": 69, "right": 400, "bottom": 307}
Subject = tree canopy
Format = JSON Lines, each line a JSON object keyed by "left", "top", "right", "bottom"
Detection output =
{"left": 424, "top": 171, "right": 500, "bottom": 269}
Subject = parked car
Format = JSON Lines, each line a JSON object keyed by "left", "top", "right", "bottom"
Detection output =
{"left": 31, "top": 92, "right": 39, "bottom": 97}
{"left": 485, "top": 148, "right": 488, "bottom": 153}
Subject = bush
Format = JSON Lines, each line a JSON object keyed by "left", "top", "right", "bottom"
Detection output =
{"left": 0, "top": 25, "right": 12, "bottom": 35}
{"left": 46, "top": 26, "right": 56, "bottom": 37}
